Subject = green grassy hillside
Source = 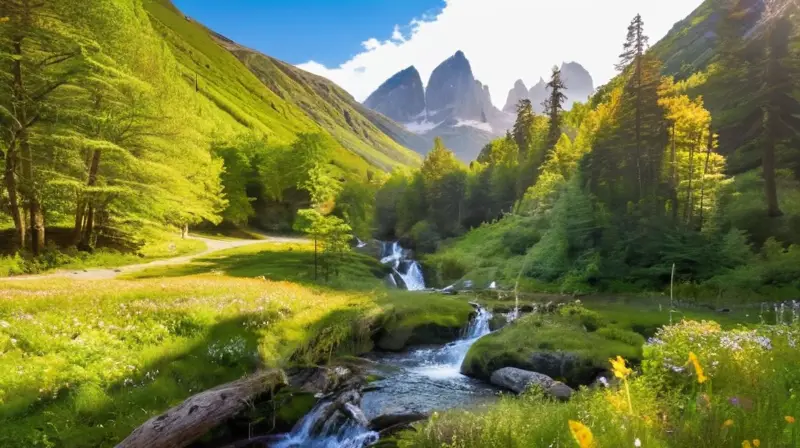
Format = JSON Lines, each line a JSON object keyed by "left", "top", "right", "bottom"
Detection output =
{"left": 142, "top": 0, "right": 421, "bottom": 174}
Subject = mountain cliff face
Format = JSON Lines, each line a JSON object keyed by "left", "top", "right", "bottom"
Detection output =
{"left": 363, "top": 51, "right": 513, "bottom": 161}
{"left": 503, "top": 79, "right": 529, "bottom": 113}
{"left": 425, "top": 51, "right": 488, "bottom": 123}
{"left": 528, "top": 77, "right": 548, "bottom": 113}
{"left": 363, "top": 66, "right": 426, "bottom": 123}
{"left": 560, "top": 61, "right": 594, "bottom": 109}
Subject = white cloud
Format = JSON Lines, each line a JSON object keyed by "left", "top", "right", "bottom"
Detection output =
{"left": 391, "top": 25, "right": 405, "bottom": 42}
{"left": 296, "top": 0, "right": 703, "bottom": 108}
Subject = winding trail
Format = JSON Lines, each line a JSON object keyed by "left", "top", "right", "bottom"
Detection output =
{"left": 4, "top": 234, "right": 307, "bottom": 281}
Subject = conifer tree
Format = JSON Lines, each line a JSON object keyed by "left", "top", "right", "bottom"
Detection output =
{"left": 543, "top": 65, "right": 568, "bottom": 150}
{"left": 513, "top": 99, "right": 535, "bottom": 157}
{"left": 759, "top": 16, "right": 800, "bottom": 217}
{"left": 616, "top": 14, "right": 649, "bottom": 199}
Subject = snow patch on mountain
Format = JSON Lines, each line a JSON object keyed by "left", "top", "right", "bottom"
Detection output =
{"left": 454, "top": 120, "right": 493, "bottom": 133}
{"left": 405, "top": 120, "right": 443, "bottom": 134}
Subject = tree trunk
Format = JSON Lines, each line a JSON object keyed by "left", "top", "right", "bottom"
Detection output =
{"left": 670, "top": 122, "right": 679, "bottom": 221}
{"left": 116, "top": 370, "right": 287, "bottom": 448}
{"left": 77, "top": 149, "right": 101, "bottom": 249}
{"left": 72, "top": 199, "right": 85, "bottom": 246}
{"left": 685, "top": 133, "right": 698, "bottom": 225}
{"left": 698, "top": 126, "right": 713, "bottom": 228}
{"left": 3, "top": 145, "right": 25, "bottom": 250}
{"left": 181, "top": 223, "right": 188, "bottom": 239}
{"left": 763, "top": 132, "right": 782, "bottom": 217}
{"left": 19, "top": 134, "right": 44, "bottom": 255}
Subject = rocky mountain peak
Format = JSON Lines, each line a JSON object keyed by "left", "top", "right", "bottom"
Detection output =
{"left": 503, "top": 79, "right": 529, "bottom": 113}
{"left": 559, "top": 62, "right": 594, "bottom": 109}
{"left": 363, "top": 65, "right": 426, "bottom": 123}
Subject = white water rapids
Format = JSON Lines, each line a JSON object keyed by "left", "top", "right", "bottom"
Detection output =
{"left": 379, "top": 241, "right": 426, "bottom": 291}
{"left": 272, "top": 308, "right": 494, "bottom": 447}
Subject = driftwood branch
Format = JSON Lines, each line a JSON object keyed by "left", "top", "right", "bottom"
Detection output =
{"left": 115, "top": 369, "right": 287, "bottom": 448}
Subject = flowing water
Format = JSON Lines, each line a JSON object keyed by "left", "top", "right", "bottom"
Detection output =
{"left": 271, "top": 308, "right": 496, "bottom": 447}
{"left": 379, "top": 241, "right": 426, "bottom": 291}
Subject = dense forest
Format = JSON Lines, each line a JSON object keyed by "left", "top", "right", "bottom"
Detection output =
{"left": 375, "top": 5, "right": 800, "bottom": 300}
{"left": 3, "top": 1, "right": 800, "bottom": 448}
{"left": 0, "top": 0, "right": 408, "bottom": 274}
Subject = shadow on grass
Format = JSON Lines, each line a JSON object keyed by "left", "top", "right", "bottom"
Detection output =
{"left": 0, "top": 315, "right": 267, "bottom": 448}
{"left": 128, "top": 243, "right": 389, "bottom": 289}
{"left": 1, "top": 300, "right": 385, "bottom": 448}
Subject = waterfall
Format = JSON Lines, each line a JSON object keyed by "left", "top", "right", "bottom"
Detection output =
{"left": 274, "top": 308, "right": 493, "bottom": 447}
{"left": 404, "top": 307, "right": 493, "bottom": 378}
{"left": 272, "top": 400, "right": 378, "bottom": 448}
{"left": 380, "top": 241, "right": 425, "bottom": 291}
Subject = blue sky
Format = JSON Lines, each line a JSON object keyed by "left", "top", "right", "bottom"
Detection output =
{"left": 173, "top": 0, "right": 703, "bottom": 108}
{"left": 172, "top": 0, "right": 445, "bottom": 66}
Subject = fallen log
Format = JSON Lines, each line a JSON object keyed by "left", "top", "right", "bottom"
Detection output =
{"left": 116, "top": 369, "right": 287, "bottom": 448}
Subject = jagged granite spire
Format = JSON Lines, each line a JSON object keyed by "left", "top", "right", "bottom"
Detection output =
{"left": 503, "top": 79, "right": 529, "bottom": 113}
{"left": 363, "top": 66, "right": 425, "bottom": 123}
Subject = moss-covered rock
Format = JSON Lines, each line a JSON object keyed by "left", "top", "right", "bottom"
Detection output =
{"left": 374, "top": 292, "right": 474, "bottom": 351}
{"left": 460, "top": 313, "right": 643, "bottom": 387}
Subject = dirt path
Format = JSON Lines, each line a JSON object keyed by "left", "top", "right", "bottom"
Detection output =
{"left": 4, "top": 234, "right": 307, "bottom": 281}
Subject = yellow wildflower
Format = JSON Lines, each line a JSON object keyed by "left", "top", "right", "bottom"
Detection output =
{"left": 569, "top": 420, "right": 595, "bottom": 448}
{"left": 742, "top": 441, "right": 751, "bottom": 448}
{"left": 723, "top": 419, "right": 734, "bottom": 428}
{"left": 752, "top": 440, "right": 761, "bottom": 447}
{"left": 0, "top": 17, "right": 10, "bottom": 23}
{"left": 688, "top": 352, "right": 708, "bottom": 384}
{"left": 786, "top": 415, "right": 796, "bottom": 424}
{"left": 610, "top": 355, "right": 632, "bottom": 379}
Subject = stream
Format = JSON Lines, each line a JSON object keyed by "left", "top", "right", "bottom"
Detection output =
{"left": 271, "top": 307, "right": 497, "bottom": 447}
{"left": 379, "top": 241, "right": 426, "bottom": 291}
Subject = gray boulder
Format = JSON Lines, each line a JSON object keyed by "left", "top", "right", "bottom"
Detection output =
{"left": 490, "top": 367, "right": 574, "bottom": 400}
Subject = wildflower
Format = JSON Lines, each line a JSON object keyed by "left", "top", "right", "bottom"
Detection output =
{"left": 753, "top": 440, "right": 761, "bottom": 447}
{"left": 688, "top": 352, "right": 708, "bottom": 384}
{"left": 723, "top": 419, "right": 734, "bottom": 428}
{"left": 568, "top": 420, "right": 595, "bottom": 448}
{"left": 634, "top": 438, "right": 641, "bottom": 447}
{"left": 610, "top": 356, "right": 632, "bottom": 379}
{"left": 786, "top": 416, "right": 796, "bottom": 424}
{"left": 742, "top": 441, "right": 751, "bottom": 448}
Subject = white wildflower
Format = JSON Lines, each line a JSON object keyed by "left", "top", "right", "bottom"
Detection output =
{"left": 635, "top": 438, "right": 642, "bottom": 447}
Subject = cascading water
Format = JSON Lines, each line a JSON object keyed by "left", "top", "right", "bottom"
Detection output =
{"left": 271, "top": 401, "right": 378, "bottom": 448}
{"left": 380, "top": 241, "right": 426, "bottom": 291}
{"left": 361, "top": 307, "right": 497, "bottom": 420}
{"left": 272, "top": 308, "right": 496, "bottom": 448}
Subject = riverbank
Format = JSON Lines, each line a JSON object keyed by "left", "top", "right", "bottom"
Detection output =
{"left": 0, "top": 241, "right": 473, "bottom": 447}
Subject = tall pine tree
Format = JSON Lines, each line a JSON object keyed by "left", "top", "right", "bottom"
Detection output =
{"left": 543, "top": 65, "right": 568, "bottom": 150}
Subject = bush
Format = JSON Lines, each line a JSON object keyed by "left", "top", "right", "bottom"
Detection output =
{"left": 558, "top": 304, "right": 605, "bottom": 331}
{"left": 407, "top": 220, "right": 440, "bottom": 254}
{"left": 0, "top": 254, "right": 26, "bottom": 277}
{"left": 501, "top": 225, "right": 540, "bottom": 255}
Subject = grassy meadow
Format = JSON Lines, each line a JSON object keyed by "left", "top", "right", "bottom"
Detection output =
{"left": 0, "top": 240, "right": 470, "bottom": 447}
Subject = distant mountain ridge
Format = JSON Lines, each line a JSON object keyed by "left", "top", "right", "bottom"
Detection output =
{"left": 502, "top": 62, "right": 594, "bottom": 114}
{"left": 364, "top": 54, "right": 595, "bottom": 161}
{"left": 362, "top": 51, "right": 514, "bottom": 161}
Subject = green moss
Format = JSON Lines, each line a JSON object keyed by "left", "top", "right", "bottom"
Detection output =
{"left": 375, "top": 292, "right": 475, "bottom": 351}
{"left": 461, "top": 314, "right": 642, "bottom": 386}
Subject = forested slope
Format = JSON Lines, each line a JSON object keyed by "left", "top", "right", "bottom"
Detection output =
{"left": 375, "top": 1, "right": 800, "bottom": 302}
{"left": 143, "top": 0, "right": 422, "bottom": 173}
{"left": 1, "top": 0, "right": 423, "bottom": 265}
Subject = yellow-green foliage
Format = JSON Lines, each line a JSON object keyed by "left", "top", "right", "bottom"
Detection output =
{"left": 405, "top": 321, "right": 800, "bottom": 448}
{"left": 143, "top": 0, "right": 419, "bottom": 172}
{"left": 0, "top": 241, "right": 472, "bottom": 447}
